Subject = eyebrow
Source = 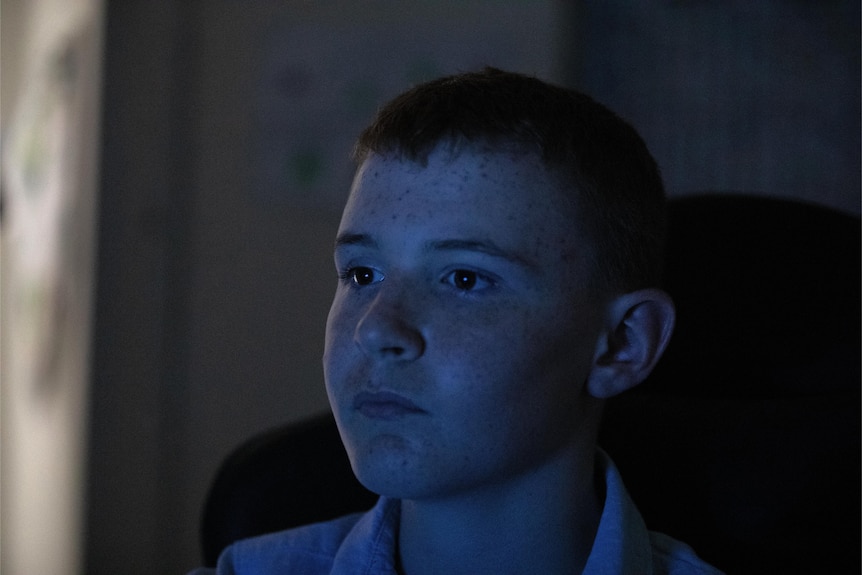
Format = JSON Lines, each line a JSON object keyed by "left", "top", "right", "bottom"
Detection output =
{"left": 334, "top": 233, "right": 536, "bottom": 270}
{"left": 427, "top": 239, "right": 536, "bottom": 270}
{"left": 334, "top": 232, "right": 376, "bottom": 250}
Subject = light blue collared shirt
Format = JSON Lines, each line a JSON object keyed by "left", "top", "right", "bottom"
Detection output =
{"left": 190, "top": 451, "right": 724, "bottom": 574}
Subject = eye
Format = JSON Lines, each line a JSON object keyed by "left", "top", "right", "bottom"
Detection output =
{"left": 444, "top": 269, "right": 492, "bottom": 292}
{"left": 341, "top": 266, "right": 383, "bottom": 286}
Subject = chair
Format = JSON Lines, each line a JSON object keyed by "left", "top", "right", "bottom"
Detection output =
{"left": 200, "top": 194, "right": 860, "bottom": 573}
{"left": 200, "top": 413, "right": 377, "bottom": 566}
{"left": 599, "top": 193, "right": 860, "bottom": 573}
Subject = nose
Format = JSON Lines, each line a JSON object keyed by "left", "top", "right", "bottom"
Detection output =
{"left": 354, "top": 288, "right": 425, "bottom": 361}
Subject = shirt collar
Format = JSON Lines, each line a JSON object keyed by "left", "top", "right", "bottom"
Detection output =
{"left": 331, "top": 496, "right": 400, "bottom": 574}
{"left": 330, "top": 450, "right": 652, "bottom": 575}
{"left": 582, "top": 448, "right": 654, "bottom": 575}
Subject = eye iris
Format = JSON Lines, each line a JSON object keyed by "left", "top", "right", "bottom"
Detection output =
{"left": 454, "top": 270, "right": 477, "bottom": 290}
{"left": 353, "top": 268, "right": 375, "bottom": 285}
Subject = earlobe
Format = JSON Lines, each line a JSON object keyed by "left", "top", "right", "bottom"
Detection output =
{"left": 586, "top": 289, "right": 676, "bottom": 399}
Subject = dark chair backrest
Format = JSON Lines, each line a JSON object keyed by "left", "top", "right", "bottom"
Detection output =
{"left": 599, "top": 194, "right": 861, "bottom": 574}
{"left": 200, "top": 413, "right": 376, "bottom": 566}
{"left": 201, "top": 194, "right": 861, "bottom": 573}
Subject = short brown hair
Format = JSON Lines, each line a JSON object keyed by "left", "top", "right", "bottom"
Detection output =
{"left": 353, "top": 67, "right": 666, "bottom": 294}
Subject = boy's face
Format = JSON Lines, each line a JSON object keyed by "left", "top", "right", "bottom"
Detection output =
{"left": 323, "top": 144, "right": 607, "bottom": 501}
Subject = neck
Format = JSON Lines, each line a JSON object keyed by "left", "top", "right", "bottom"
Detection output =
{"left": 396, "top": 443, "right": 603, "bottom": 575}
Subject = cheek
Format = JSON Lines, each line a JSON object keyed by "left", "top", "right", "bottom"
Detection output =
{"left": 435, "top": 305, "right": 593, "bottom": 412}
{"left": 325, "top": 290, "right": 360, "bottom": 344}
{"left": 429, "top": 307, "right": 547, "bottom": 392}
{"left": 323, "top": 297, "right": 356, "bottom": 378}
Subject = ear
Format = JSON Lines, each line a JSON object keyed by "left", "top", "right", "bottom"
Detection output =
{"left": 585, "top": 288, "right": 676, "bottom": 399}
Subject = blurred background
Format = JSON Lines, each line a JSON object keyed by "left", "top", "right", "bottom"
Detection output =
{"left": 1, "top": 1, "right": 858, "bottom": 574}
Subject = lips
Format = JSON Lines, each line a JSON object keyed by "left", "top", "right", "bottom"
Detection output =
{"left": 353, "top": 390, "right": 426, "bottom": 420}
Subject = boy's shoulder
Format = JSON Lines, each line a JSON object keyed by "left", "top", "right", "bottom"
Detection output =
{"left": 223, "top": 510, "right": 366, "bottom": 572}
{"left": 202, "top": 498, "right": 398, "bottom": 575}
{"left": 648, "top": 531, "right": 726, "bottom": 575}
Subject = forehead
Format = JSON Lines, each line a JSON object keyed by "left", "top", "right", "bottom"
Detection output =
{"left": 337, "top": 146, "right": 596, "bottom": 288}
{"left": 343, "top": 146, "right": 579, "bottom": 233}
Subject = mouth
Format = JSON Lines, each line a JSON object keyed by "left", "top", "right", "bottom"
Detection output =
{"left": 353, "top": 390, "right": 427, "bottom": 420}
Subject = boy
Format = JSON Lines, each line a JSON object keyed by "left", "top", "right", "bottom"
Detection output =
{"left": 194, "top": 68, "right": 723, "bottom": 574}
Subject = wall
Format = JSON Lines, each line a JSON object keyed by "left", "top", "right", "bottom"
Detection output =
{"left": 577, "top": 0, "right": 860, "bottom": 214}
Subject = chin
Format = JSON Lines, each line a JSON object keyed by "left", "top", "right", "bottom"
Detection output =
{"left": 348, "top": 449, "right": 440, "bottom": 500}
{"left": 353, "top": 466, "right": 425, "bottom": 500}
